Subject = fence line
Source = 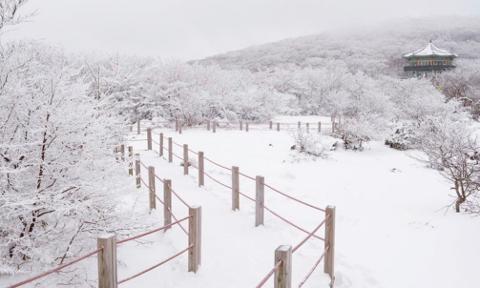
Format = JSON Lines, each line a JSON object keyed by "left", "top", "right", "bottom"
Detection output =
{"left": 297, "top": 252, "right": 326, "bottom": 288}
{"left": 117, "top": 246, "right": 191, "bottom": 285}
{"left": 255, "top": 260, "right": 283, "bottom": 288}
{"left": 7, "top": 248, "right": 102, "bottom": 288}
{"left": 117, "top": 216, "right": 190, "bottom": 245}
{"left": 140, "top": 126, "right": 336, "bottom": 287}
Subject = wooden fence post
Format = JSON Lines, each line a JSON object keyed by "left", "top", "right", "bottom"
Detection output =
{"left": 240, "top": 121, "right": 243, "bottom": 131}
{"left": 128, "top": 146, "right": 133, "bottom": 176}
{"left": 136, "top": 120, "right": 140, "bottom": 135}
{"left": 148, "top": 166, "right": 156, "bottom": 210}
{"left": 163, "top": 179, "right": 172, "bottom": 230}
{"left": 269, "top": 121, "right": 273, "bottom": 130}
{"left": 198, "top": 151, "right": 204, "bottom": 187}
{"left": 276, "top": 123, "right": 280, "bottom": 132}
{"left": 331, "top": 121, "right": 335, "bottom": 134}
{"left": 147, "top": 128, "right": 152, "bottom": 151}
{"left": 318, "top": 122, "right": 322, "bottom": 133}
{"left": 120, "top": 144, "right": 125, "bottom": 161}
{"left": 232, "top": 166, "right": 240, "bottom": 211}
{"left": 135, "top": 154, "right": 141, "bottom": 189}
{"left": 246, "top": 123, "right": 249, "bottom": 132}
{"left": 188, "top": 206, "right": 202, "bottom": 273}
{"left": 168, "top": 137, "right": 173, "bottom": 163}
{"left": 324, "top": 206, "right": 336, "bottom": 285}
{"left": 255, "top": 176, "right": 265, "bottom": 226}
{"left": 306, "top": 122, "right": 310, "bottom": 133}
{"left": 213, "top": 121, "right": 216, "bottom": 133}
{"left": 159, "top": 133, "right": 164, "bottom": 156}
{"left": 297, "top": 121, "right": 301, "bottom": 130}
{"left": 183, "top": 144, "right": 189, "bottom": 175}
{"left": 175, "top": 119, "right": 179, "bottom": 132}
{"left": 179, "top": 122, "right": 183, "bottom": 134}
{"left": 274, "top": 245, "right": 292, "bottom": 288}
{"left": 97, "top": 234, "right": 118, "bottom": 288}
{"left": 207, "top": 120, "right": 210, "bottom": 131}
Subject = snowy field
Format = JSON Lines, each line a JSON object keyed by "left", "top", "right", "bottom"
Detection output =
{"left": 118, "top": 119, "right": 480, "bottom": 288}
{"left": 3, "top": 118, "right": 479, "bottom": 288}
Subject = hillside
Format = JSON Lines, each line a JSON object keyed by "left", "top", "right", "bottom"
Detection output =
{"left": 195, "top": 17, "right": 480, "bottom": 76}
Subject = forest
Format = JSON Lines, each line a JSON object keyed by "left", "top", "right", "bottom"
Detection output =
{"left": 1, "top": 0, "right": 480, "bottom": 283}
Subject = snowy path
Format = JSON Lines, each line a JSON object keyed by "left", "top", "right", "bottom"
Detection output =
{"left": 123, "top": 131, "right": 331, "bottom": 287}
{"left": 122, "top": 125, "right": 480, "bottom": 288}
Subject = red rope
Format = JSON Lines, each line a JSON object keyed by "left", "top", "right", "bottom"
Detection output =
{"left": 139, "top": 161, "right": 149, "bottom": 169}
{"left": 264, "top": 183, "right": 325, "bottom": 212}
{"left": 7, "top": 248, "right": 102, "bottom": 288}
{"left": 297, "top": 252, "right": 326, "bottom": 288}
{"left": 264, "top": 206, "right": 325, "bottom": 241}
{"left": 139, "top": 178, "right": 189, "bottom": 235}
{"left": 170, "top": 187, "right": 192, "bottom": 209}
{"left": 172, "top": 152, "right": 184, "bottom": 161}
{"left": 153, "top": 174, "right": 165, "bottom": 183}
{"left": 292, "top": 219, "right": 326, "bottom": 253}
{"left": 173, "top": 141, "right": 183, "bottom": 148}
{"left": 204, "top": 156, "right": 231, "bottom": 171}
{"left": 117, "top": 216, "right": 190, "bottom": 244}
{"left": 203, "top": 171, "right": 232, "bottom": 190}
{"left": 239, "top": 191, "right": 255, "bottom": 202}
{"left": 238, "top": 171, "right": 256, "bottom": 181}
{"left": 117, "top": 245, "right": 191, "bottom": 285}
{"left": 154, "top": 195, "right": 189, "bottom": 235}
{"left": 187, "top": 148, "right": 198, "bottom": 155}
{"left": 255, "top": 260, "right": 282, "bottom": 288}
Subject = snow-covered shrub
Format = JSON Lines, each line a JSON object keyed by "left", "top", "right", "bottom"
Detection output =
{"left": 291, "top": 131, "right": 332, "bottom": 158}
{"left": 384, "top": 121, "right": 417, "bottom": 150}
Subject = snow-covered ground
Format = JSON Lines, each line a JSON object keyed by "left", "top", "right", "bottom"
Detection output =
{"left": 120, "top": 120, "right": 480, "bottom": 288}
{"left": 4, "top": 118, "right": 479, "bottom": 288}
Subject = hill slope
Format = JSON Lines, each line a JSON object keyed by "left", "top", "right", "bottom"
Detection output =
{"left": 195, "top": 17, "right": 480, "bottom": 76}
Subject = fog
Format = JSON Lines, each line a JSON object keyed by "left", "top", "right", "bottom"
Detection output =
{"left": 7, "top": 0, "right": 480, "bottom": 60}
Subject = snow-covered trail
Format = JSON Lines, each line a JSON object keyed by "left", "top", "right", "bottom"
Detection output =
{"left": 124, "top": 125, "right": 480, "bottom": 288}
{"left": 124, "top": 130, "right": 331, "bottom": 287}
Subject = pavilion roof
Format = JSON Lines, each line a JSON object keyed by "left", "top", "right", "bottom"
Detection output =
{"left": 403, "top": 41, "right": 457, "bottom": 58}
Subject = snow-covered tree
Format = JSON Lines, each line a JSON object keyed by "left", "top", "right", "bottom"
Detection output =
{"left": 416, "top": 113, "right": 480, "bottom": 213}
{"left": 0, "top": 42, "right": 129, "bottom": 274}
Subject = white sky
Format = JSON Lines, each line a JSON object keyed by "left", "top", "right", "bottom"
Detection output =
{"left": 6, "top": 0, "right": 480, "bottom": 60}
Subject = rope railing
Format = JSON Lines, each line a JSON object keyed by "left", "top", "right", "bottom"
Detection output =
{"left": 170, "top": 187, "right": 192, "bottom": 209}
{"left": 204, "top": 156, "right": 232, "bottom": 171}
{"left": 7, "top": 248, "right": 102, "bottom": 288}
{"left": 139, "top": 177, "right": 189, "bottom": 235}
{"left": 134, "top": 126, "right": 335, "bottom": 287}
{"left": 264, "top": 205, "right": 325, "bottom": 242}
{"left": 238, "top": 171, "right": 256, "bottom": 181}
{"left": 154, "top": 195, "right": 189, "bottom": 235}
{"left": 203, "top": 170, "right": 233, "bottom": 190}
{"left": 172, "top": 152, "right": 184, "bottom": 161}
{"left": 255, "top": 260, "right": 283, "bottom": 288}
{"left": 117, "top": 216, "right": 190, "bottom": 245}
{"left": 152, "top": 131, "right": 324, "bottom": 214}
{"left": 153, "top": 173, "right": 165, "bottom": 183}
{"left": 187, "top": 148, "right": 198, "bottom": 155}
{"left": 297, "top": 252, "right": 326, "bottom": 288}
{"left": 140, "top": 160, "right": 149, "bottom": 170}
{"left": 264, "top": 183, "right": 326, "bottom": 212}
{"left": 292, "top": 219, "right": 327, "bottom": 253}
{"left": 118, "top": 245, "right": 192, "bottom": 285}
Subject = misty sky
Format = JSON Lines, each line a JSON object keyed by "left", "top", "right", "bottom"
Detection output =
{"left": 7, "top": 0, "right": 480, "bottom": 60}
